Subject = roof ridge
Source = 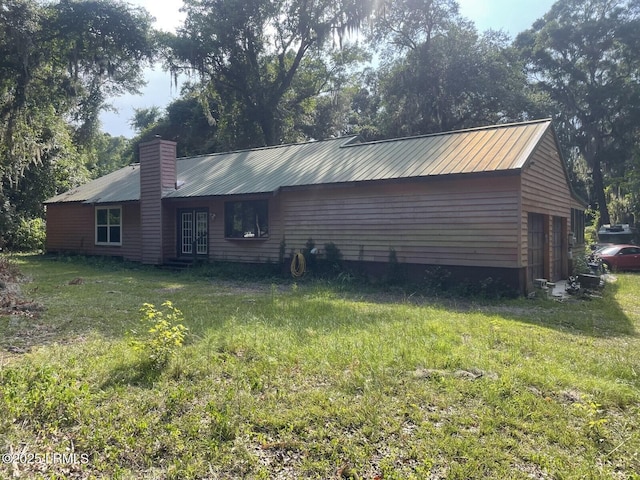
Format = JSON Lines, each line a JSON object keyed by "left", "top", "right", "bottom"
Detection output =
{"left": 341, "top": 118, "right": 553, "bottom": 148}
{"left": 176, "top": 135, "right": 358, "bottom": 161}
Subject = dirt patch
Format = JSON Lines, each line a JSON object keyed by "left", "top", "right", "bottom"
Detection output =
{"left": 0, "top": 257, "right": 47, "bottom": 359}
{"left": 0, "top": 258, "right": 44, "bottom": 317}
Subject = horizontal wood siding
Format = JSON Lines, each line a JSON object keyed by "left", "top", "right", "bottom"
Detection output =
{"left": 163, "top": 202, "right": 178, "bottom": 260}
{"left": 45, "top": 203, "right": 94, "bottom": 254}
{"left": 46, "top": 203, "right": 142, "bottom": 261}
{"left": 520, "top": 130, "right": 573, "bottom": 282}
{"left": 279, "top": 177, "right": 521, "bottom": 268}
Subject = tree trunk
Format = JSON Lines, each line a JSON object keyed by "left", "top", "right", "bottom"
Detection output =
{"left": 591, "top": 158, "right": 611, "bottom": 227}
{"left": 256, "top": 106, "right": 278, "bottom": 146}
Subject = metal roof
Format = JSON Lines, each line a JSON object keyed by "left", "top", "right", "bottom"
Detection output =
{"left": 45, "top": 164, "right": 141, "bottom": 204}
{"left": 45, "top": 119, "right": 552, "bottom": 204}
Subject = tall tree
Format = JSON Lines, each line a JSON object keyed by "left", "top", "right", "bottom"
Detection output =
{"left": 377, "top": 26, "right": 530, "bottom": 137}
{"left": 90, "top": 133, "right": 133, "bottom": 178}
{"left": 130, "top": 89, "right": 223, "bottom": 157}
{"left": 369, "top": 0, "right": 460, "bottom": 55}
{"left": 367, "top": 0, "right": 530, "bottom": 137}
{"left": 49, "top": 0, "right": 156, "bottom": 145}
{"left": 515, "top": 0, "right": 640, "bottom": 226}
{"left": 0, "top": 0, "right": 155, "bottom": 247}
{"left": 164, "top": 0, "right": 375, "bottom": 148}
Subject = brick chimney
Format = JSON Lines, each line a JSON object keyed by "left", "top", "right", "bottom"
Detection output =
{"left": 139, "top": 138, "right": 177, "bottom": 264}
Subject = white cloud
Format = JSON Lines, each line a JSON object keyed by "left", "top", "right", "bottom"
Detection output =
{"left": 133, "top": 0, "right": 184, "bottom": 32}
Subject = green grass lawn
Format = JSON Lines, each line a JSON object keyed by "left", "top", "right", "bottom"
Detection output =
{"left": 1, "top": 255, "right": 639, "bottom": 479}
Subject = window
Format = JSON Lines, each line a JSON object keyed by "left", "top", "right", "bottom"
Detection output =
{"left": 224, "top": 200, "right": 268, "bottom": 239}
{"left": 96, "top": 207, "right": 122, "bottom": 245}
{"left": 571, "top": 208, "right": 585, "bottom": 244}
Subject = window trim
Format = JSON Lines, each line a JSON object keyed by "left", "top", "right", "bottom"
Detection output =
{"left": 95, "top": 206, "right": 122, "bottom": 246}
{"left": 224, "top": 199, "right": 269, "bottom": 240}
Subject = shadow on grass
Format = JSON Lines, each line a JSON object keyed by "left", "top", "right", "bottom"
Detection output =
{"left": 475, "top": 279, "right": 637, "bottom": 338}
{"left": 100, "top": 358, "right": 165, "bottom": 389}
{"left": 6, "top": 254, "right": 637, "bottom": 363}
{"left": 250, "top": 275, "right": 638, "bottom": 339}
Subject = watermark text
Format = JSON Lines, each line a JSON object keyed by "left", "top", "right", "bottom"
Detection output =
{"left": 2, "top": 452, "right": 89, "bottom": 466}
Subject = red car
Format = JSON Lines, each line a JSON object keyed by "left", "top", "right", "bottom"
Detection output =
{"left": 596, "top": 244, "right": 640, "bottom": 271}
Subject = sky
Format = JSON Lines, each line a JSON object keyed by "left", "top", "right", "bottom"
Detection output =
{"left": 100, "top": 0, "right": 556, "bottom": 138}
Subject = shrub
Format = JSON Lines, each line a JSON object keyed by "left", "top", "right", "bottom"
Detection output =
{"left": 131, "top": 301, "right": 188, "bottom": 370}
{"left": 10, "top": 217, "right": 46, "bottom": 252}
{"left": 423, "top": 266, "right": 452, "bottom": 291}
{"left": 572, "top": 254, "right": 591, "bottom": 276}
{"left": 323, "top": 241, "right": 343, "bottom": 271}
{"left": 585, "top": 225, "right": 598, "bottom": 246}
{"left": 0, "top": 255, "right": 23, "bottom": 281}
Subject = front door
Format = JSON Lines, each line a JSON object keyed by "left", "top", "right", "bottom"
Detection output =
{"left": 178, "top": 209, "right": 208, "bottom": 258}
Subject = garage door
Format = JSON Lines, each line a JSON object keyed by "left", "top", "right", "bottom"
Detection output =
{"left": 552, "top": 216, "right": 563, "bottom": 281}
{"left": 528, "top": 213, "right": 545, "bottom": 285}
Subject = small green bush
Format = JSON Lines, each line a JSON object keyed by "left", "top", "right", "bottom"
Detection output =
{"left": 131, "top": 301, "right": 188, "bottom": 370}
{"left": 323, "top": 241, "right": 343, "bottom": 271}
{"left": 572, "top": 254, "right": 591, "bottom": 275}
{"left": 10, "top": 217, "right": 46, "bottom": 252}
{"left": 585, "top": 225, "right": 598, "bottom": 245}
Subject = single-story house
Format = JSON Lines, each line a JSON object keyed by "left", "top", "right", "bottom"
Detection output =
{"left": 44, "top": 118, "right": 586, "bottom": 293}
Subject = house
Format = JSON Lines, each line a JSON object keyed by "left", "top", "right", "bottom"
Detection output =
{"left": 44, "top": 119, "right": 586, "bottom": 294}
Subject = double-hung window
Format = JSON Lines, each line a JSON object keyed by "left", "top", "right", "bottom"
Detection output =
{"left": 96, "top": 206, "right": 122, "bottom": 245}
{"left": 224, "top": 200, "right": 268, "bottom": 239}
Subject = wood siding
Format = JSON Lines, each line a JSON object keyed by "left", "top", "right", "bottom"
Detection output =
{"left": 570, "top": 198, "right": 587, "bottom": 261}
{"left": 278, "top": 176, "right": 521, "bottom": 268}
{"left": 162, "top": 176, "right": 522, "bottom": 269}
{"left": 45, "top": 202, "right": 142, "bottom": 261}
{"left": 520, "top": 130, "right": 573, "bottom": 287}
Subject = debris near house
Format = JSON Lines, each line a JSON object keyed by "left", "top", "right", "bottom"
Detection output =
{"left": 528, "top": 273, "right": 605, "bottom": 300}
{"left": 0, "top": 256, "right": 43, "bottom": 317}
{"left": 565, "top": 274, "right": 605, "bottom": 299}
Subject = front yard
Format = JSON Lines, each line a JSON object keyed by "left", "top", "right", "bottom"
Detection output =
{"left": 1, "top": 255, "right": 639, "bottom": 479}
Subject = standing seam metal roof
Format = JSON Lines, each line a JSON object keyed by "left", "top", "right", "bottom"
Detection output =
{"left": 45, "top": 119, "right": 552, "bottom": 204}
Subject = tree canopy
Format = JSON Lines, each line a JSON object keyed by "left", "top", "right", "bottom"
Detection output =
{"left": 0, "top": 0, "right": 155, "bottom": 247}
{"left": 516, "top": 0, "right": 640, "bottom": 225}
{"left": 163, "top": 0, "right": 375, "bottom": 148}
